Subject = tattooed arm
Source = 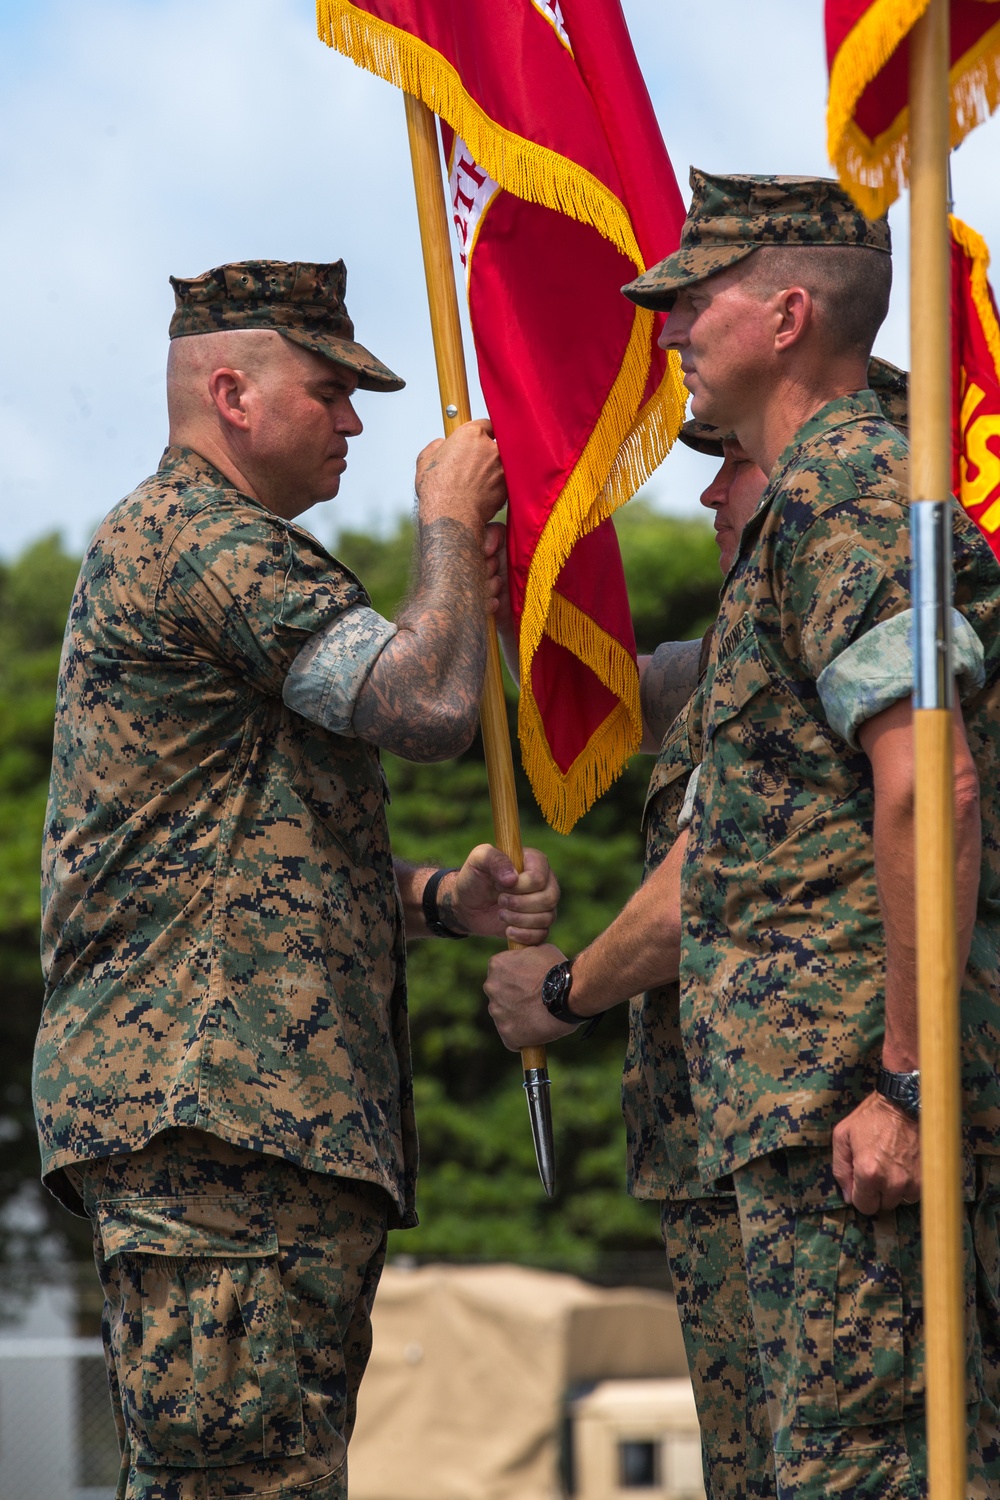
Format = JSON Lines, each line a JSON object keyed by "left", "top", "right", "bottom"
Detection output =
{"left": 351, "top": 420, "right": 507, "bottom": 762}
{"left": 639, "top": 640, "right": 702, "bottom": 750}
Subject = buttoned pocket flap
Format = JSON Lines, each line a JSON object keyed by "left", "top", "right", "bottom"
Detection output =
{"left": 97, "top": 1196, "right": 305, "bottom": 1468}
{"left": 97, "top": 1196, "right": 278, "bottom": 1260}
{"left": 706, "top": 629, "right": 771, "bottom": 740}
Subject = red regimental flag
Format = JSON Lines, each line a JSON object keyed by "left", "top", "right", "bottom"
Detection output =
{"left": 826, "top": 0, "right": 1000, "bottom": 216}
{"left": 952, "top": 216, "right": 1000, "bottom": 559}
{"left": 317, "top": 0, "right": 686, "bottom": 832}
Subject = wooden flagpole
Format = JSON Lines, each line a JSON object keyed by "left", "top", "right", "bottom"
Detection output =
{"left": 909, "top": 2, "right": 967, "bottom": 1493}
{"left": 403, "top": 92, "right": 556, "bottom": 1196}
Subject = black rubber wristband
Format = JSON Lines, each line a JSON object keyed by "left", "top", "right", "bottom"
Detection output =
{"left": 421, "top": 867, "right": 467, "bottom": 939}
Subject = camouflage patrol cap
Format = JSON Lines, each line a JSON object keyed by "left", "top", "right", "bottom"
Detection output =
{"left": 677, "top": 419, "right": 735, "bottom": 457}
{"left": 676, "top": 354, "right": 909, "bottom": 458}
{"left": 168, "top": 260, "right": 404, "bottom": 392}
{"left": 623, "top": 169, "right": 891, "bottom": 310}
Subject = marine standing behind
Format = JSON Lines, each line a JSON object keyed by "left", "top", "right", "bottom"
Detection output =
{"left": 489, "top": 174, "right": 1000, "bottom": 1496}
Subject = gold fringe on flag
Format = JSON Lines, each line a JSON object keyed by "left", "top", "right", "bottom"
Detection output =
{"left": 517, "top": 590, "right": 643, "bottom": 836}
{"left": 827, "top": 0, "right": 1000, "bottom": 218}
{"left": 951, "top": 214, "right": 1000, "bottom": 373}
{"left": 517, "top": 327, "right": 685, "bottom": 833}
{"left": 318, "top": 0, "right": 687, "bottom": 832}
{"left": 317, "top": 0, "right": 641, "bottom": 264}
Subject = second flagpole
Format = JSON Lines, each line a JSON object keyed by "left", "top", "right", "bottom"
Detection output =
{"left": 403, "top": 91, "right": 556, "bottom": 1197}
{"left": 909, "top": 3, "right": 966, "bottom": 1494}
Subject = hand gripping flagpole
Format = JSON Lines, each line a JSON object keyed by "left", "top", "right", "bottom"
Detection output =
{"left": 404, "top": 92, "right": 556, "bottom": 1198}
{"left": 909, "top": 3, "right": 966, "bottom": 1495}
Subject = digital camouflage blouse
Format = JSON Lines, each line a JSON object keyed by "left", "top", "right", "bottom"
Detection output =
{"left": 35, "top": 447, "right": 417, "bottom": 1226}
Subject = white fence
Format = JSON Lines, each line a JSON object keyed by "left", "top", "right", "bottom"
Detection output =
{"left": 0, "top": 1338, "right": 120, "bottom": 1500}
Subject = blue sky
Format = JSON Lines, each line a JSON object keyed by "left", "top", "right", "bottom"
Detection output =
{"left": 1, "top": 0, "right": 998, "bottom": 559}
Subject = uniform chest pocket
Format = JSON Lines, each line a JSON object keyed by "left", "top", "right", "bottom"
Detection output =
{"left": 642, "top": 712, "right": 695, "bottom": 834}
{"left": 705, "top": 630, "right": 772, "bottom": 743}
{"left": 292, "top": 727, "right": 387, "bottom": 868}
{"left": 704, "top": 627, "right": 859, "bottom": 862}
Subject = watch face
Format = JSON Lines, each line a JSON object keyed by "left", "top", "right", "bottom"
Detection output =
{"left": 898, "top": 1075, "right": 920, "bottom": 1113}
{"left": 542, "top": 962, "right": 571, "bottom": 1012}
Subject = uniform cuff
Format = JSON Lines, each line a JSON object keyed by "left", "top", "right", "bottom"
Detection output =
{"left": 817, "top": 608, "right": 985, "bottom": 748}
{"left": 677, "top": 764, "right": 701, "bottom": 830}
{"left": 282, "top": 606, "right": 397, "bottom": 735}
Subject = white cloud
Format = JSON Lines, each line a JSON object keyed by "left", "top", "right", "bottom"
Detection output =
{"left": 1, "top": 0, "right": 998, "bottom": 556}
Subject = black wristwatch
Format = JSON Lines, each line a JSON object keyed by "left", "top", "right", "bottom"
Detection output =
{"left": 541, "top": 960, "right": 589, "bottom": 1026}
{"left": 875, "top": 1065, "right": 921, "bottom": 1120}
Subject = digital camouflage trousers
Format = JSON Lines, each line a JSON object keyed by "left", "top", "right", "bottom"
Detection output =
{"left": 734, "top": 1149, "right": 1000, "bottom": 1499}
{"left": 662, "top": 1194, "right": 776, "bottom": 1500}
{"left": 70, "top": 1128, "right": 390, "bottom": 1500}
{"left": 665, "top": 1151, "right": 1000, "bottom": 1500}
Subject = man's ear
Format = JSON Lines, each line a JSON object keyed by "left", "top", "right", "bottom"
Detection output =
{"left": 774, "top": 287, "right": 812, "bottom": 352}
{"left": 208, "top": 368, "right": 250, "bottom": 431}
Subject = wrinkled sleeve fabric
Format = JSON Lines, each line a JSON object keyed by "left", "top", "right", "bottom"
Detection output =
{"left": 785, "top": 508, "right": 910, "bottom": 685}
{"left": 158, "top": 500, "right": 365, "bottom": 697}
{"left": 817, "top": 607, "right": 985, "bottom": 747}
{"left": 283, "top": 606, "right": 398, "bottom": 736}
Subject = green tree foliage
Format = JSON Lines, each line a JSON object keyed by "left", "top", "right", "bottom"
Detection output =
{"left": 0, "top": 502, "right": 720, "bottom": 1275}
{"left": 0, "top": 536, "right": 89, "bottom": 1260}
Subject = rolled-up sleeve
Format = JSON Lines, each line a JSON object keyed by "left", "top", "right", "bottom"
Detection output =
{"left": 817, "top": 607, "right": 985, "bottom": 747}
{"left": 282, "top": 605, "right": 398, "bottom": 736}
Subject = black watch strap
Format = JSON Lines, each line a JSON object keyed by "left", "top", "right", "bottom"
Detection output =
{"left": 541, "top": 959, "right": 601, "bottom": 1035}
{"left": 875, "top": 1065, "right": 920, "bottom": 1119}
{"left": 421, "top": 868, "right": 467, "bottom": 939}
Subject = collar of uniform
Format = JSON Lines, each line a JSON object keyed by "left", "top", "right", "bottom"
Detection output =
{"left": 722, "top": 387, "right": 885, "bottom": 584}
{"left": 767, "top": 387, "right": 884, "bottom": 494}
{"left": 154, "top": 446, "right": 349, "bottom": 561}
{"left": 157, "top": 443, "right": 262, "bottom": 505}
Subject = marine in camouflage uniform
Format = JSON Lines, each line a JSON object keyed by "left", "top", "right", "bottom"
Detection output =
{"left": 621, "top": 172, "right": 1000, "bottom": 1497}
{"left": 626, "top": 653, "right": 775, "bottom": 1500}
{"left": 35, "top": 261, "right": 556, "bottom": 1500}
{"left": 487, "top": 360, "right": 904, "bottom": 1498}
{"left": 626, "top": 355, "right": 911, "bottom": 1500}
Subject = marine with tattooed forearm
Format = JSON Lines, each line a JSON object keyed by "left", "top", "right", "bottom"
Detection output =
{"left": 34, "top": 259, "right": 558, "bottom": 1500}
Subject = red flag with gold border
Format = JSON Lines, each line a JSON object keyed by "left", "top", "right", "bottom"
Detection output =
{"left": 317, "top": 0, "right": 686, "bottom": 832}
{"left": 825, "top": 0, "right": 1000, "bottom": 217}
{"left": 952, "top": 215, "right": 1000, "bottom": 558}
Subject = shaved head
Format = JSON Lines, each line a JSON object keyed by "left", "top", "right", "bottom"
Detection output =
{"left": 167, "top": 329, "right": 306, "bottom": 429}
{"left": 659, "top": 240, "right": 890, "bottom": 476}
{"left": 165, "top": 328, "right": 364, "bottom": 519}
{"left": 737, "top": 245, "right": 891, "bottom": 359}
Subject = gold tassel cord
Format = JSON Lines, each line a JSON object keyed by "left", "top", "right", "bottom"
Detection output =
{"left": 828, "top": 2, "right": 1000, "bottom": 217}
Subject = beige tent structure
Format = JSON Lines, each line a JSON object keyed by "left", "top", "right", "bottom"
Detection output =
{"left": 348, "top": 1262, "right": 699, "bottom": 1500}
